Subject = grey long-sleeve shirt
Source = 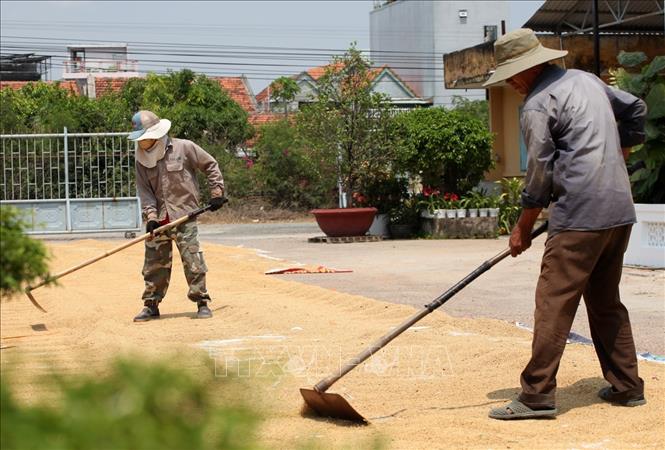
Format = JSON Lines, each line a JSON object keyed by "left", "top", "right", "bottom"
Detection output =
{"left": 520, "top": 65, "right": 646, "bottom": 236}
{"left": 136, "top": 138, "right": 224, "bottom": 222}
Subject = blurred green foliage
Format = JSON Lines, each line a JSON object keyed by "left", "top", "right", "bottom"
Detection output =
{"left": 611, "top": 52, "right": 665, "bottom": 203}
{"left": 1, "top": 358, "right": 260, "bottom": 450}
{"left": 0, "top": 205, "right": 53, "bottom": 296}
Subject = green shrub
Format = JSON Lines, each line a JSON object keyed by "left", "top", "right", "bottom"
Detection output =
{"left": 253, "top": 120, "right": 336, "bottom": 209}
{"left": 394, "top": 107, "right": 494, "bottom": 195}
{"left": 0, "top": 205, "right": 53, "bottom": 296}
{"left": 1, "top": 358, "right": 260, "bottom": 450}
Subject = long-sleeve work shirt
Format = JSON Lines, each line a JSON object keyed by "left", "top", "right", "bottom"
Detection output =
{"left": 136, "top": 138, "right": 224, "bottom": 221}
{"left": 520, "top": 64, "right": 646, "bottom": 236}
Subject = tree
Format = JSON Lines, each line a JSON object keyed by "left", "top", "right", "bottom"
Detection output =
{"left": 395, "top": 107, "right": 494, "bottom": 194}
{"left": 0, "top": 206, "right": 53, "bottom": 297}
{"left": 120, "top": 70, "right": 254, "bottom": 152}
{"left": 269, "top": 76, "right": 300, "bottom": 117}
{"left": 297, "top": 44, "right": 400, "bottom": 207}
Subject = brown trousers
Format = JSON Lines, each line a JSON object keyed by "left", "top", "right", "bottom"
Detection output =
{"left": 518, "top": 225, "right": 644, "bottom": 409}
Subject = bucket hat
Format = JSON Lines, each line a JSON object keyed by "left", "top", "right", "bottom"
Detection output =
{"left": 483, "top": 28, "right": 568, "bottom": 87}
{"left": 128, "top": 110, "right": 171, "bottom": 168}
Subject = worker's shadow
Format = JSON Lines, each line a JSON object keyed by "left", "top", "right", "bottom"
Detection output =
{"left": 486, "top": 376, "right": 607, "bottom": 414}
{"left": 159, "top": 305, "right": 228, "bottom": 320}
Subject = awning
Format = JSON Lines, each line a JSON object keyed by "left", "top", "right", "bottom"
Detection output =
{"left": 524, "top": 0, "right": 664, "bottom": 34}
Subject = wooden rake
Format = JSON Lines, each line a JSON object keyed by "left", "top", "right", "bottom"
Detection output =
{"left": 300, "top": 221, "right": 549, "bottom": 424}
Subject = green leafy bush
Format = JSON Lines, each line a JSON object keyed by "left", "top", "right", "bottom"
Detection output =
{"left": 253, "top": 119, "right": 336, "bottom": 209}
{"left": 1, "top": 358, "right": 260, "bottom": 450}
{"left": 389, "top": 195, "right": 421, "bottom": 225}
{"left": 394, "top": 107, "right": 494, "bottom": 195}
{"left": 0, "top": 206, "right": 53, "bottom": 296}
{"left": 611, "top": 52, "right": 665, "bottom": 203}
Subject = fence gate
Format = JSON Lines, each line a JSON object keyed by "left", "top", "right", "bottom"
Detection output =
{"left": 0, "top": 128, "right": 141, "bottom": 235}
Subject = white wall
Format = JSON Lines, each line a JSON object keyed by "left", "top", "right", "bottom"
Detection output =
{"left": 624, "top": 204, "right": 665, "bottom": 269}
{"left": 370, "top": 0, "right": 434, "bottom": 99}
{"left": 370, "top": 0, "right": 543, "bottom": 106}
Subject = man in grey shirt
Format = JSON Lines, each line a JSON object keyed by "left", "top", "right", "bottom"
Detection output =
{"left": 483, "top": 29, "right": 647, "bottom": 419}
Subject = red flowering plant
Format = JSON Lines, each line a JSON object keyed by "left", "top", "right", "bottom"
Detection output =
{"left": 418, "top": 186, "right": 444, "bottom": 213}
{"left": 442, "top": 192, "right": 460, "bottom": 210}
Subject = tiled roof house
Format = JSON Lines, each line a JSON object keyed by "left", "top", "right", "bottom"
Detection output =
{"left": 256, "top": 64, "right": 430, "bottom": 113}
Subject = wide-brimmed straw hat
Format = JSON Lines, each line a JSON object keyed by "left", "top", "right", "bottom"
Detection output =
{"left": 483, "top": 28, "right": 568, "bottom": 87}
{"left": 128, "top": 110, "right": 171, "bottom": 141}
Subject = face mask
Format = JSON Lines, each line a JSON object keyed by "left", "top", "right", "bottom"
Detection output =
{"left": 136, "top": 135, "right": 168, "bottom": 168}
{"left": 145, "top": 136, "right": 167, "bottom": 153}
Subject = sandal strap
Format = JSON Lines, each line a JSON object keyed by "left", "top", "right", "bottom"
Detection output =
{"left": 505, "top": 400, "right": 534, "bottom": 414}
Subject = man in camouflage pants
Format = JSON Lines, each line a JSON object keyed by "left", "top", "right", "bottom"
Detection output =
{"left": 128, "top": 110, "right": 226, "bottom": 322}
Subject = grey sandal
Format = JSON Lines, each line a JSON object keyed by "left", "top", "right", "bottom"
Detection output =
{"left": 489, "top": 400, "right": 558, "bottom": 420}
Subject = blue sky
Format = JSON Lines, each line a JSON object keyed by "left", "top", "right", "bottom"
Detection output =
{"left": 1, "top": 1, "right": 543, "bottom": 92}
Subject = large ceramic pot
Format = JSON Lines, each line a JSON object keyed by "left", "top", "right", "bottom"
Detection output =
{"left": 311, "top": 207, "right": 378, "bottom": 237}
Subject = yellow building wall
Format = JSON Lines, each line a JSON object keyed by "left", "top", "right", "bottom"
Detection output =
{"left": 487, "top": 86, "right": 526, "bottom": 181}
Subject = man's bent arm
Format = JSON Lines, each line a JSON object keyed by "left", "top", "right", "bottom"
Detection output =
{"left": 510, "top": 207, "right": 543, "bottom": 257}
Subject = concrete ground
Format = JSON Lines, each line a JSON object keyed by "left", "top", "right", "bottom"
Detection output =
{"left": 197, "top": 221, "right": 665, "bottom": 356}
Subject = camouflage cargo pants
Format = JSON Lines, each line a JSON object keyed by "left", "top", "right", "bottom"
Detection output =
{"left": 141, "top": 220, "right": 210, "bottom": 305}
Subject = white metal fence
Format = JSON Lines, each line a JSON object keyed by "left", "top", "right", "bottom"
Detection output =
{"left": 0, "top": 128, "right": 141, "bottom": 234}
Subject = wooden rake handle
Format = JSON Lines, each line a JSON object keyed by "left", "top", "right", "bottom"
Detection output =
{"left": 314, "top": 220, "right": 549, "bottom": 393}
{"left": 24, "top": 200, "right": 225, "bottom": 312}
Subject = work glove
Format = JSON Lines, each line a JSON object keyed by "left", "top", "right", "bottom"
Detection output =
{"left": 209, "top": 196, "right": 227, "bottom": 211}
{"left": 146, "top": 219, "right": 160, "bottom": 234}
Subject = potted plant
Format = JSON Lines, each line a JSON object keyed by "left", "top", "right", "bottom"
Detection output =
{"left": 460, "top": 192, "right": 478, "bottom": 218}
{"left": 442, "top": 192, "right": 460, "bottom": 218}
{"left": 487, "top": 194, "right": 502, "bottom": 218}
{"left": 498, "top": 177, "right": 524, "bottom": 234}
{"left": 389, "top": 197, "right": 420, "bottom": 239}
{"left": 360, "top": 173, "right": 408, "bottom": 237}
{"left": 299, "top": 45, "right": 399, "bottom": 237}
{"left": 418, "top": 186, "right": 443, "bottom": 218}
